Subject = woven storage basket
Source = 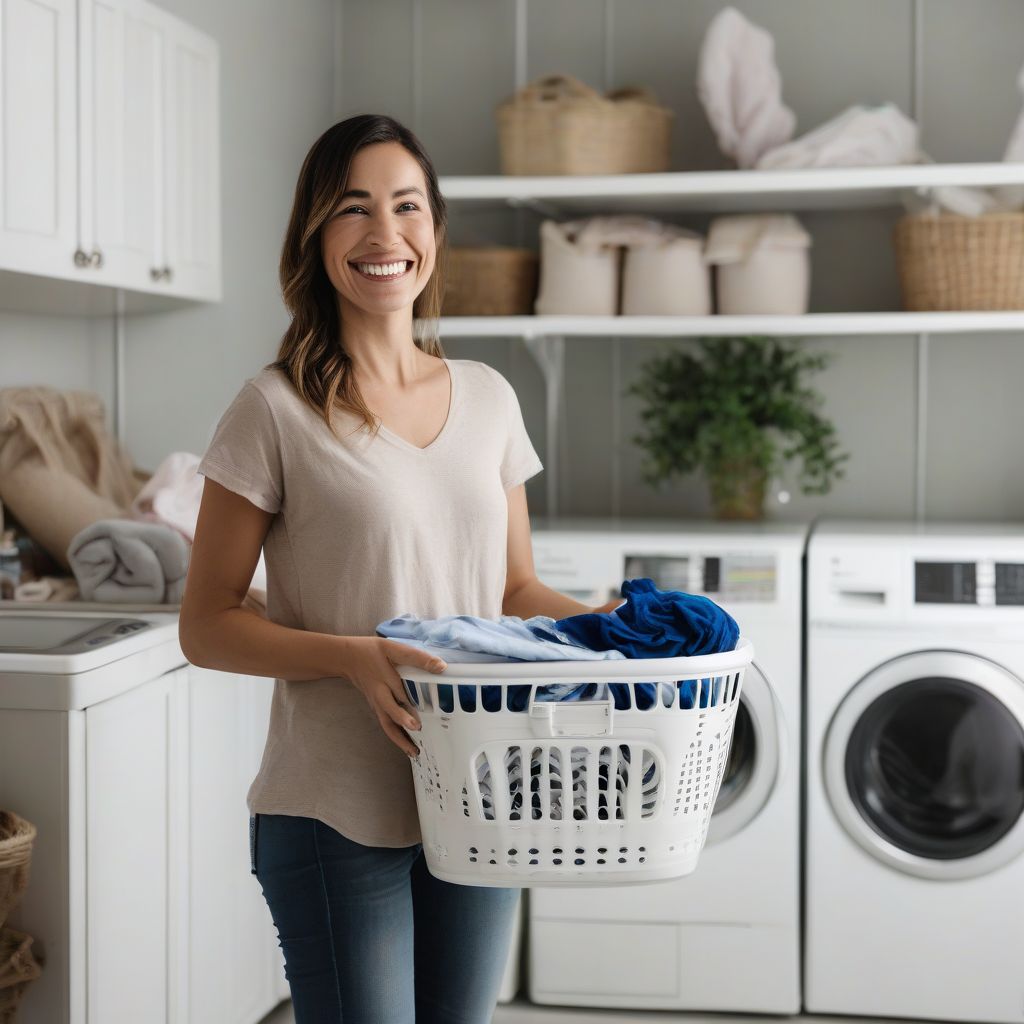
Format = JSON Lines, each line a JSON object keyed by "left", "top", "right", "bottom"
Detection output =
{"left": 893, "top": 211, "right": 1024, "bottom": 310}
{"left": 442, "top": 248, "right": 539, "bottom": 316}
{"left": 399, "top": 639, "right": 752, "bottom": 888}
{"left": 0, "top": 926, "right": 43, "bottom": 1024}
{"left": 497, "top": 74, "right": 672, "bottom": 176}
{"left": 0, "top": 813, "right": 35, "bottom": 927}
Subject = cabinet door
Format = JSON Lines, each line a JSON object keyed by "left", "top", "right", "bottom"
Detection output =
{"left": 77, "top": 0, "right": 166, "bottom": 289}
{"left": 189, "top": 665, "right": 278, "bottom": 1024}
{"left": 162, "top": 17, "right": 220, "bottom": 300}
{"left": 85, "top": 672, "right": 176, "bottom": 1024}
{"left": 0, "top": 0, "right": 77, "bottom": 276}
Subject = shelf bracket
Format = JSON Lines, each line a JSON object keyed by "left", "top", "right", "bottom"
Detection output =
{"left": 522, "top": 334, "right": 565, "bottom": 518}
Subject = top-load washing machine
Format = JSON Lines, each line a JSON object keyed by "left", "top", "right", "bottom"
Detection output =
{"left": 526, "top": 518, "right": 806, "bottom": 1013}
{"left": 805, "top": 521, "right": 1024, "bottom": 1024}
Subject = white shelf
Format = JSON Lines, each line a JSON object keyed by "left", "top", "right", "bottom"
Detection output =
{"left": 439, "top": 162, "right": 1024, "bottom": 213}
{"left": 425, "top": 312, "right": 1024, "bottom": 339}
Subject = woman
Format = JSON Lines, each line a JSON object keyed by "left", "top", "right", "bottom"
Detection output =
{"left": 179, "top": 114, "right": 615, "bottom": 1024}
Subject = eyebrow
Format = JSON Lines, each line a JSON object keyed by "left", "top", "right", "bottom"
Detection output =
{"left": 339, "top": 186, "right": 425, "bottom": 201}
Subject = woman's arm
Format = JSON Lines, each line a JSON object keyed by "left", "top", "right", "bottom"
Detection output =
{"left": 501, "top": 484, "right": 621, "bottom": 619}
{"left": 179, "top": 479, "right": 444, "bottom": 755}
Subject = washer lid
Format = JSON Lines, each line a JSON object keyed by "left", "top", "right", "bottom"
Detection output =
{"left": 824, "top": 650, "right": 1024, "bottom": 880}
{"left": 0, "top": 614, "right": 153, "bottom": 655}
{"left": 707, "top": 661, "right": 786, "bottom": 844}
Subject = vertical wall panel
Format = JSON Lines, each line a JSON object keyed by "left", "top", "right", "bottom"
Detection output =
{"left": 337, "top": 0, "right": 1024, "bottom": 522}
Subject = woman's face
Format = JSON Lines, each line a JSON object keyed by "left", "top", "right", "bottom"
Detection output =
{"left": 320, "top": 141, "right": 437, "bottom": 318}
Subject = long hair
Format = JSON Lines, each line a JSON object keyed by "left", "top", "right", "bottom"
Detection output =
{"left": 269, "top": 115, "right": 448, "bottom": 436}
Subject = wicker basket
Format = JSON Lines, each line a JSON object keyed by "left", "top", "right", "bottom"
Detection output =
{"left": 0, "top": 926, "right": 43, "bottom": 1024}
{"left": 442, "top": 248, "right": 539, "bottom": 316}
{"left": 0, "top": 813, "right": 35, "bottom": 927}
{"left": 496, "top": 74, "right": 672, "bottom": 176}
{"left": 893, "top": 211, "right": 1024, "bottom": 310}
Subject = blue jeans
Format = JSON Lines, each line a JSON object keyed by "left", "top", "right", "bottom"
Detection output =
{"left": 250, "top": 812, "right": 520, "bottom": 1023}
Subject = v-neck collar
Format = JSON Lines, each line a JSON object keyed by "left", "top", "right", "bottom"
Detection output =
{"left": 376, "top": 358, "right": 457, "bottom": 454}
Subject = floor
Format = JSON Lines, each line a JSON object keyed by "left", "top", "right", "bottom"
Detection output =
{"left": 259, "top": 998, "right": 910, "bottom": 1023}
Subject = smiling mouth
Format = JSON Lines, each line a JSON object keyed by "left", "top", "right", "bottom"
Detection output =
{"left": 350, "top": 260, "right": 414, "bottom": 282}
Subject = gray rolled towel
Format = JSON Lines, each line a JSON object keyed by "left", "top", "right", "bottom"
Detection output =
{"left": 67, "top": 518, "right": 189, "bottom": 603}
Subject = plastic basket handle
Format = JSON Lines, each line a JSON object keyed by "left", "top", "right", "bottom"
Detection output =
{"left": 528, "top": 695, "right": 615, "bottom": 738}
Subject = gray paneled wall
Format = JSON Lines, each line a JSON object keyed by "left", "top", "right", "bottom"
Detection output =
{"left": 338, "top": 0, "right": 1024, "bottom": 522}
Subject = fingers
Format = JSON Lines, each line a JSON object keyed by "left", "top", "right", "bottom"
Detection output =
{"left": 377, "top": 711, "right": 419, "bottom": 757}
{"left": 383, "top": 639, "right": 447, "bottom": 674}
{"left": 380, "top": 683, "right": 421, "bottom": 734}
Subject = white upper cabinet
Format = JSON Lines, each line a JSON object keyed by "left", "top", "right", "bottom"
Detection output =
{"left": 162, "top": 18, "right": 220, "bottom": 300}
{"left": 0, "top": 0, "right": 219, "bottom": 303}
{"left": 0, "top": 0, "right": 78, "bottom": 276}
{"left": 78, "top": 0, "right": 167, "bottom": 289}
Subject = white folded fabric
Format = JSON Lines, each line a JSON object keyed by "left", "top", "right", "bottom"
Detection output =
{"left": 704, "top": 214, "right": 811, "bottom": 265}
{"left": 756, "top": 103, "right": 919, "bottom": 170}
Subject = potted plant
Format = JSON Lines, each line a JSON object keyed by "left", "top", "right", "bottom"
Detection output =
{"left": 628, "top": 336, "right": 848, "bottom": 519}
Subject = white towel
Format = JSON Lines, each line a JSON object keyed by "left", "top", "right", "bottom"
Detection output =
{"left": 756, "top": 103, "right": 920, "bottom": 170}
{"left": 696, "top": 6, "right": 796, "bottom": 169}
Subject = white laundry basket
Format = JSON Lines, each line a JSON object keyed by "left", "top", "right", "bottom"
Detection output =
{"left": 399, "top": 638, "right": 753, "bottom": 887}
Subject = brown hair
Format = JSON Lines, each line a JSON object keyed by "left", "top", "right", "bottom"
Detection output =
{"left": 268, "top": 114, "right": 448, "bottom": 436}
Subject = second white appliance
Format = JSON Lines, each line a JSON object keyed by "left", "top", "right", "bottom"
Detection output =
{"left": 805, "top": 521, "right": 1024, "bottom": 1024}
{"left": 527, "top": 519, "right": 805, "bottom": 1013}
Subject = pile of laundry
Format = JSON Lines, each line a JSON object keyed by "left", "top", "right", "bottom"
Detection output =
{"left": 376, "top": 576, "right": 739, "bottom": 714}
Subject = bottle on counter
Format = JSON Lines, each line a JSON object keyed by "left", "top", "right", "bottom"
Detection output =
{"left": 0, "top": 529, "right": 22, "bottom": 600}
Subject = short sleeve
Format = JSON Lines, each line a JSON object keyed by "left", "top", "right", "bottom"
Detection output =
{"left": 499, "top": 374, "right": 543, "bottom": 491}
{"left": 196, "top": 381, "right": 283, "bottom": 513}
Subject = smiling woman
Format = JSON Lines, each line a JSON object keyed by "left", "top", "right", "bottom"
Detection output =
{"left": 178, "top": 114, "right": 595, "bottom": 1024}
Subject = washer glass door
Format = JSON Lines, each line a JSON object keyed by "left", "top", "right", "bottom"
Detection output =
{"left": 825, "top": 650, "right": 1024, "bottom": 880}
{"left": 707, "top": 661, "right": 784, "bottom": 844}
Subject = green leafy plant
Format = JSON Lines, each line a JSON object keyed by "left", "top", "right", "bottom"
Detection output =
{"left": 629, "top": 336, "right": 849, "bottom": 518}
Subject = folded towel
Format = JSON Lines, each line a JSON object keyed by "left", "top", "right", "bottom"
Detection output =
{"left": 756, "top": 103, "right": 920, "bottom": 170}
{"left": 555, "top": 577, "right": 739, "bottom": 660}
{"left": 68, "top": 518, "right": 189, "bottom": 603}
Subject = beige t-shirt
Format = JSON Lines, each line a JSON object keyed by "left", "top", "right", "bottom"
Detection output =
{"left": 196, "top": 357, "right": 543, "bottom": 847}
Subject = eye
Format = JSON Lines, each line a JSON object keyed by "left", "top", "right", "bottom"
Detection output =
{"left": 397, "top": 201, "right": 419, "bottom": 212}
{"left": 338, "top": 205, "right": 366, "bottom": 216}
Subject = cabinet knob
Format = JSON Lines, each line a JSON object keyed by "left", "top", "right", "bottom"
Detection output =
{"left": 89, "top": 249, "right": 104, "bottom": 269}
{"left": 150, "top": 267, "right": 163, "bottom": 281}
{"left": 162, "top": 266, "right": 173, "bottom": 282}
{"left": 73, "top": 249, "right": 90, "bottom": 268}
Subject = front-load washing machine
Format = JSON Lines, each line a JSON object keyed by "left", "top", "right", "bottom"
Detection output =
{"left": 805, "top": 521, "right": 1024, "bottom": 1024}
{"left": 526, "top": 519, "right": 805, "bottom": 1013}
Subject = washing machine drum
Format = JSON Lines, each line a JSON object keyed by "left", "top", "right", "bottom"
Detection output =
{"left": 825, "top": 650, "right": 1024, "bottom": 880}
{"left": 707, "top": 661, "right": 786, "bottom": 844}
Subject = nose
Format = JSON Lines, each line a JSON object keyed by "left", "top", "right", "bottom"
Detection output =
{"left": 363, "top": 208, "right": 403, "bottom": 250}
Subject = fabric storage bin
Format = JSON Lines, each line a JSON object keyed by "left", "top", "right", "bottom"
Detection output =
{"left": 398, "top": 638, "right": 753, "bottom": 888}
{"left": 534, "top": 220, "right": 620, "bottom": 315}
{"left": 706, "top": 214, "right": 811, "bottom": 315}
{"left": 621, "top": 229, "right": 711, "bottom": 315}
{"left": 496, "top": 74, "right": 673, "bottom": 176}
{"left": 893, "top": 211, "right": 1024, "bottom": 310}
{"left": 441, "top": 248, "right": 539, "bottom": 316}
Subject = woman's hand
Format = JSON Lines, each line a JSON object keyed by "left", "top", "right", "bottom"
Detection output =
{"left": 342, "top": 637, "right": 446, "bottom": 756}
{"left": 592, "top": 598, "right": 624, "bottom": 614}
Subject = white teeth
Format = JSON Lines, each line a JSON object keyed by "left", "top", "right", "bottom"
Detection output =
{"left": 355, "top": 261, "right": 408, "bottom": 277}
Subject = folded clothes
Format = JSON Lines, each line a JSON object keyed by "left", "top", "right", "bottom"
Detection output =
{"left": 378, "top": 612, "right": 625, "bottom": 713}
{"left": 67, "top": 518, "right": 189, "bottom": 603}
{"left": 377, "top": 612, "right": 625, "bottom": 662}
